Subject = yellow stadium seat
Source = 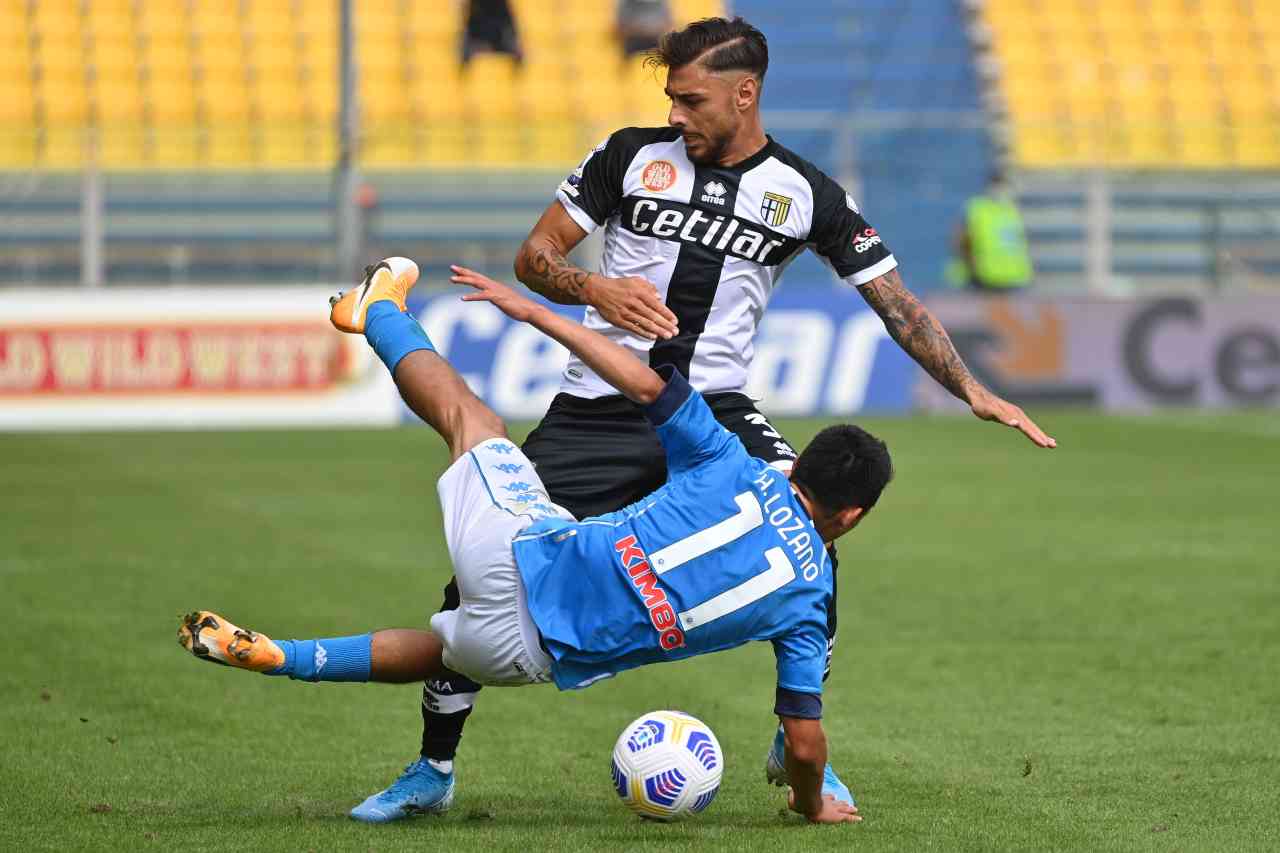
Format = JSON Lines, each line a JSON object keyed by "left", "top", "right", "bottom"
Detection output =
{"left": 206, "top": 125, "right": 254, "bottom": 166}
{"left": 406, "top": 0, "right": 462, "bottom": 36}
{"left": 423, "top": 125, "right": 469, "bottom": 164}
{"left": 99, "top": 127, "right": 147, "bottom": 168}
{"left": 0, "top": 77, "right": 35, "bottom": 122}
{"left": 1011, "top": 122, "right": 1072, "bottom": 167}
{"left": 43, "top": 125, "right": 90, "bottom": 167}
{"left": 35, "top": 35, "right": 89, "bottom": 78}
{"left": 242, "top": 0, "right": 295, "bottom": 38}
{"left": 145, "top": 36, "right": 193, "bottom": 74}
{"left": 571, "top": 72, "right": 625, "bottom": 123}
{"left": 984, "top": 0, "right": 1278, "bottom": 167}
{"left": 362, "top": 128, "right": 420, "bottom": 167}
{"left": 512, "top": 0, "right": 558, "bottom": 44}
{"left": 95, "top": 69, "right": 145, "bottom": 122}
{"left": 521, "top": 63, "right": 572, "bottom": 120}
{"left": 0, "top": 35, "right": 33, "bottom": 85}
{"left": 136, "top": 2, "right": 190, "bottom": 39}
{"left": 38, "top": 69, "right": 89, "bottom": 122}
{"left": 1224, "top": 72, "right": 1276, "bottom": 119}
{"left": 1233, "top": 122, "right": 1280, "bottom": 167}
{"left": 86, "top": 12, "right": 136, "bottom": 42}
{"left": 528, "top": 120, "right": 580, "bottom": 165}
{"left": 469, "top": 119, "right": 523, "bottom": 166}
{"left": 464, "top": 53, "right": 520, "bottom": 120}
{"left": 1120, "top": 122, "right": 1178, "bottom": 167}
{"left": 258, "top": 74, "right": 309, "bottom": 121}
{"left": 1178, "top": 125, "right": 1233, "bottom": 167}
{"left": 91, "top": 35, "right": 142, "bottom": 75}
{"left": 31, "top": 0, "right": 84, "bottom": 39}
{"left": 149, "top": 76, "right": 198, "bottom": 122}
{"left": 672, "top": 0, "right": 724, "bottom": 24}
{"left": 261, "top": 124, "right": 314, "bottom": 165}
{"left": 201, "top": 71, "right": 252, "bottom": 121}
{"left": 0, "top": 129, "right": 38, "bottom": 168}
{"left": 151, "top": 126, "right": 201, "bottom": 167}
{"left": 364, "top": 74, "right": 412, "bottom": 122}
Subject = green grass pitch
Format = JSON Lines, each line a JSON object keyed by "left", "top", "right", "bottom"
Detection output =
{"left": 3, "top": 411, "right": 1278, "bottom": 852}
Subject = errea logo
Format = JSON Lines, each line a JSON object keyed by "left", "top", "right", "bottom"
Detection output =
{"left": 701, "top": 181, "right": 727, "bottom": 206}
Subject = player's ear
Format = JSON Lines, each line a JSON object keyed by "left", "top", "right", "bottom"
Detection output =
{"left": 838, "top": 505, "right": 866, "bottom": 534}
{"left": 736, "top": 74, "right": 758, "bottom": 111}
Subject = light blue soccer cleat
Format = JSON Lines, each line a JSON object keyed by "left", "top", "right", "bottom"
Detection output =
{"left": 765, "top": 726, "right": 856, "bottom": 806}
{"left": 349, "top": 758, "right": 455, "bottom": 823}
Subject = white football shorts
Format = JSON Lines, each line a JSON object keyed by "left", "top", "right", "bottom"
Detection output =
{"left": 429, "top": 437, "right": 572, "bottom": 686}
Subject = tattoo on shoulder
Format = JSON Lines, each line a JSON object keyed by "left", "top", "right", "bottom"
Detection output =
{"left": 527, "top": 247, "right": 591, "bottom": 305}
{"left": 856, "top": 269, "right": 977, "bottom": 402}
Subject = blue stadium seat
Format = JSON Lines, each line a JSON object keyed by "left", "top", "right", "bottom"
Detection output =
{"left": 738, "top": 0, "right": 994, "bottom": 287}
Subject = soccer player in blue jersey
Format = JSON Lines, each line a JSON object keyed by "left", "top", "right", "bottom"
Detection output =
{"left": 178, "top": 257, "right": 894, "bottom": 824}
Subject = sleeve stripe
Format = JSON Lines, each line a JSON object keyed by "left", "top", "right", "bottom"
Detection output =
{"left": 556, "top": 193, "right": 601, "bottom": 235}
{"left": 844, "top": 254, "right": 898, "bottom": 286}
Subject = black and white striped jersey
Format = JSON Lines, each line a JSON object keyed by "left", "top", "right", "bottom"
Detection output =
{"left": 554, "top": 126, "right": 897, "bottom": 399}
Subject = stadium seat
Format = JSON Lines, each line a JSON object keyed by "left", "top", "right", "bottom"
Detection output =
{"left": 464, "top": 53, "right": 520, "bottom": 120}
{"left": 7, "top": 0, "right": 728, "bottom": 169}
{"left": 982, "top": 0, "right": 1280, "bottom": 168}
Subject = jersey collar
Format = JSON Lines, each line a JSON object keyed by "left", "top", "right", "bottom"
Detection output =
{"left": 720, "top": 135, "right": 775, "bottom": 174}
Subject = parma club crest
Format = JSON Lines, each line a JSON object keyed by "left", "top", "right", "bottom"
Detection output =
{"left": 760, "top": 192, "right": 792, "bottom": 227}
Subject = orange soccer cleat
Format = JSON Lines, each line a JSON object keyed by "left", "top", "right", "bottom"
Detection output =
{"left": 178, "top": 610, "right": 285, "bottom": 672}
{"left": 329, "top": 256, "right": 420, "bottom": 333}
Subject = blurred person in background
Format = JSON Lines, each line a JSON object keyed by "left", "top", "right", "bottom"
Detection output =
{"left": 617, "top": 0, "right": 673, "bottom": 56}
{"left": 462, "top": 0, "right": 522, "bottom": 63}
{"left": 950, "top": 170, "right": 1033, "bottom": 292}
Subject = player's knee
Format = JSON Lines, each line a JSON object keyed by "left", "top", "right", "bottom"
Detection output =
{"left": 446, "top": 401, "right": 507, "bottom": 454}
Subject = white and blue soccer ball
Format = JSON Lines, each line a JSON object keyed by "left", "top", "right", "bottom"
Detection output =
{"left": 610, "top": 710, "right": 723, "bottom": 820}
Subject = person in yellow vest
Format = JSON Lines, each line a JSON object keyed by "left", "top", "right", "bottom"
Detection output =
{"left": 950, "top": 171, "right": 1033, "bottom": 291}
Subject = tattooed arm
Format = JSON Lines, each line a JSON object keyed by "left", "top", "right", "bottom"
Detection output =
{"left": 514, "top": 201, "right": 678, "bottom": 339}
{"left": 856, "top": 267, "right": 980, "bottom": 402}
{"left": 857, "top": 268, "right": 1056, "bottom": 448}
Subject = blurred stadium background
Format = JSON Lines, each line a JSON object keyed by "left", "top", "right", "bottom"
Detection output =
{"left": 2, "top": 0, "right": 1277, "bottom": 428}
{"left": 1, "top": 0, "right": 1274, "bottom": 288}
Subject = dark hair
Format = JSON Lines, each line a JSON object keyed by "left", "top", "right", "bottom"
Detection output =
{"left": 792, "top": 425, "right": 893, "bottom": 513}
{"left": 645, "top": 16, "right": 769, "bottom": 82}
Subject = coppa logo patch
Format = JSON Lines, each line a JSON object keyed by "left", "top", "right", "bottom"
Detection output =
{"left": 641, "top": 160, "right": 678, "bottom": 192}
{"left": 614, "top": 534, "right": 685, "bottom": 651}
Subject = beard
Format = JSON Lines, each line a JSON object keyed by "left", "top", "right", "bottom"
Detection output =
{"left": 683, "top": 127, "right": 733, "bottom": 166}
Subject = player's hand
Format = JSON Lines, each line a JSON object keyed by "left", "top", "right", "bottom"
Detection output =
{"left": 584, "top": 275, "right": 679, "bottom": 341}
{"left": 788, "top": 790, "right": 861, "bottom": 824}
{"left": 452, "top": 265, "right": 541, "bottom": 323}
{"left": 969, "top": 387, "right": 1057, "bottom": 448}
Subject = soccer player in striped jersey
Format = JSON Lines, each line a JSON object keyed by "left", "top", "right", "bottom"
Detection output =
{"left": 376, "top": 17, "right": 1055, "bottom": 822}
{"left": 179, "top": 258, "right": 891, "bottom": 825}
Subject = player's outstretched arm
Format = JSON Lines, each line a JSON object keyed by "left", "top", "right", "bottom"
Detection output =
{"left": 514, "top": 201, "right": 678, "bottom": 340}
{"left": 856, "top": 268, "right": 1057, "bottom": 448}
{"left": 780, "top": 716, "right": 860, "bottom": 824}
{"left": 452, "top": 266, "right": 666, "bottom": 405}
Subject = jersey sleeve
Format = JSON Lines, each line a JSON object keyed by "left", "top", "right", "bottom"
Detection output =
{"left": 772, "top": 624, "right": 827, "bottom": 710}
{"left": 643, "top": 365, "right": 746, "bottom": 477}
{"left": 555, "top": 134, "right": 628, "bottom": 235}
{"left": 808, "top": 174, "right": 898, "bottom": 286}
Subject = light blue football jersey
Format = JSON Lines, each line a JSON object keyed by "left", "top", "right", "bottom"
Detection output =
{"left": 512, "top": 368, "right": 832, "bottom": 697}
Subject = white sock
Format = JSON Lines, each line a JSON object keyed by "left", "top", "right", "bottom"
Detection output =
{"left": 427, "top": 759, "right": 453, "bottom": 774}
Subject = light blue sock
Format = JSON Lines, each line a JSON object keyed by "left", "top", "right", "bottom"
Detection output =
{"left": 365, "top": 301, "right": 435, "bottom": 374}
{"left": 266, "top": 634, "right": 372, "bottom": 682}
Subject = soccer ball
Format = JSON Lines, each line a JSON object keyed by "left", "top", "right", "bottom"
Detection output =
{"left": 610, "top": 710, "right": 723, "bottom": 820}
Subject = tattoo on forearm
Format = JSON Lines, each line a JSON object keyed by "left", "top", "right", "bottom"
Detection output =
{"left": 857, "top": 268, "right": 978, "bottom": 402}
{"left": 522, "top": 246, "right": 592, "bottom": 305}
